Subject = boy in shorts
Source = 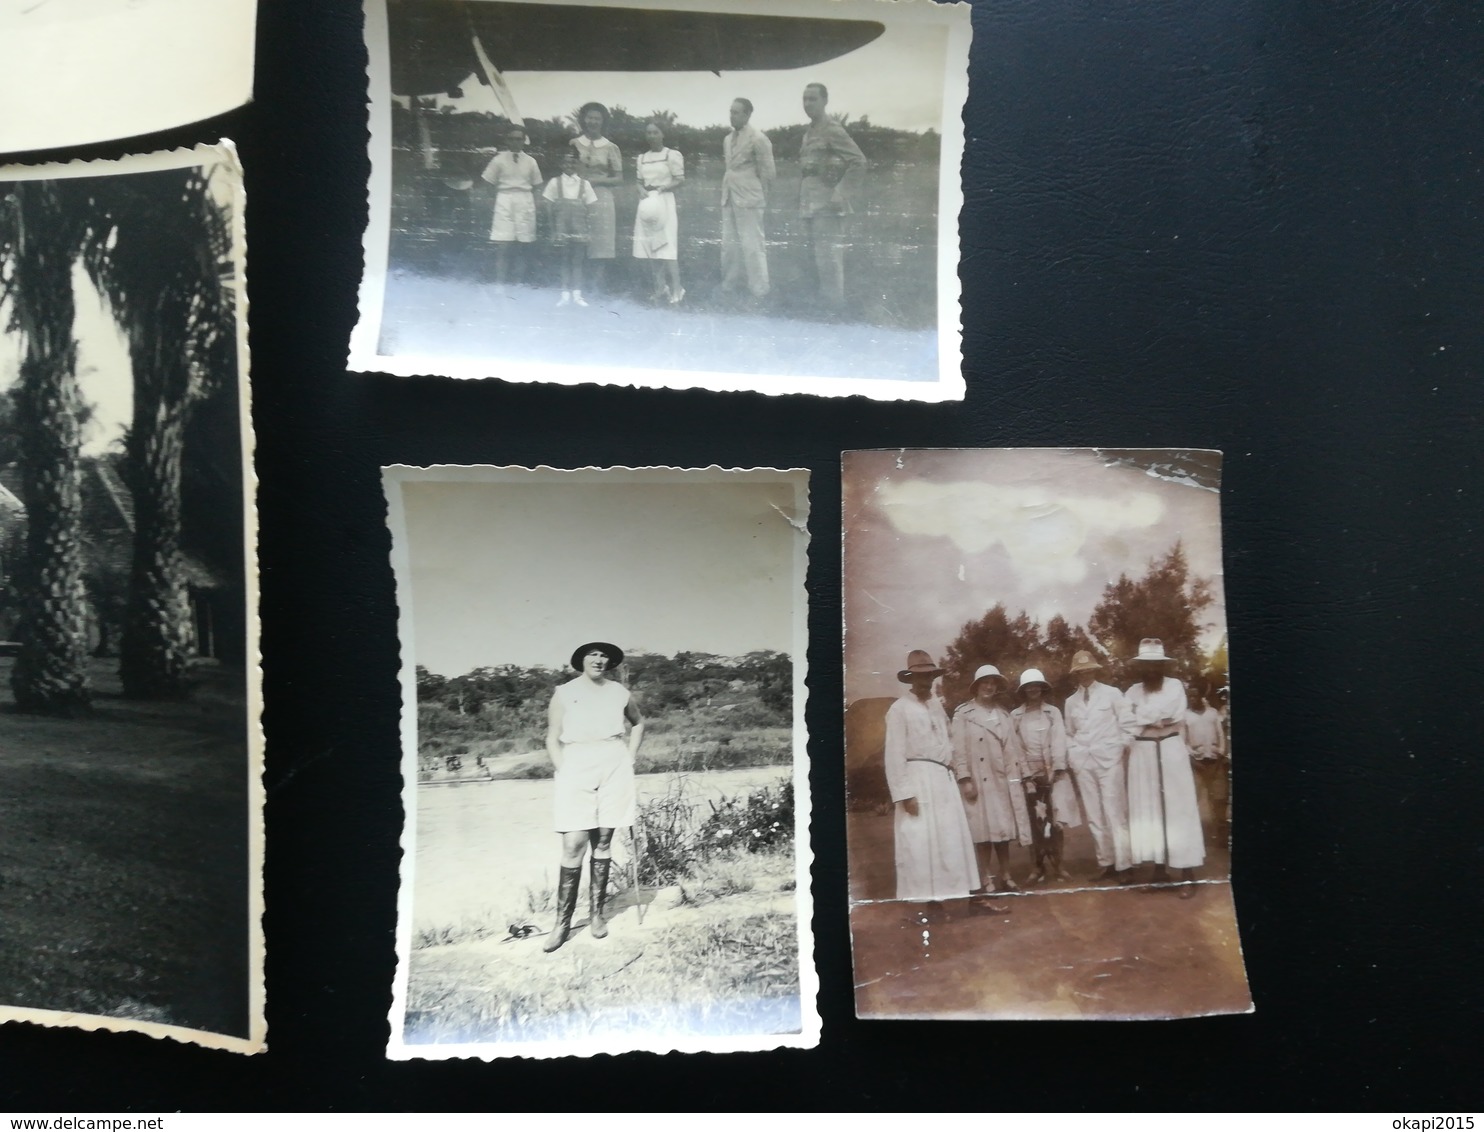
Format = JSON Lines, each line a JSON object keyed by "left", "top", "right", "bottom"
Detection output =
{"left": 542, "top": 149, "right": 598, "bottom": 307}
{"left": 479, "top": 125, "right": 542, "bottom": 291}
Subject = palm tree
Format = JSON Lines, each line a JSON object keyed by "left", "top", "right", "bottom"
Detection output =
{"left": 83, "top": 166, "right": 235, "bottom": 699}
{"left": 0, "top": 181, "right": 93, "bottom": 713}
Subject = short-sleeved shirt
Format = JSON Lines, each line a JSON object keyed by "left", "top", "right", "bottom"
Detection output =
{"left": 543, "top": 173, "right": 598, "bottom": 204}
{"left": 636, "top": 147, "right": 684, "bottom": 192}
{"left": 554, "top": 677, "right": 630, "bottom": 744}
{"left": 798, "top": 120, "right": 866, "bottom": 217}
{"left": 480, "top": 150, "right": 542, "bottom": 193}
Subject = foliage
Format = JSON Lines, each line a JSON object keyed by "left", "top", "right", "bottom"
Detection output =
{"left": 635, "top": 774, "right": 793, "bottom": 887}
{"left": 938, "top": 541, "right": 1223, "bottom": 710}
{"left": 697, "top": 780, "right": 794, "bottom": 858}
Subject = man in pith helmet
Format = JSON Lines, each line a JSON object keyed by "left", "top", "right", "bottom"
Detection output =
{"left": 1063, "top": 650, "right": 1136, "bottom": 882}
{"left": 882, "top": 649, "right": 980, "bottom": 906}
{"left": 1122, "top": 638, "right": 1204, "bottom": 896}
{"left": 541, "top": 641, "right": 645, "bottom": 951}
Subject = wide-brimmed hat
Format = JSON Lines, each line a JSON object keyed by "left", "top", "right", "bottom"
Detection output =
{"left": 1017, "top": 667, "right": 1051, "bottom": 692}
{"left": 1068, "top": 650, "right": 1103, "bottom": 675}
{"left": 571, "top": 641, "right": 624, "bottom": 672}
{"left": 896, "top": 649, "right": 945, "bottom": 683}
{"left": 969, "top": 664, "right": 1008, "bottom": 691}
{"left": 1132, "top": 638, "right": 1173, "bottom": 663}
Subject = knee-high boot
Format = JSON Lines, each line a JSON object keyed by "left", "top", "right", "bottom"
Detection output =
{"left": 543, "top": 865, "right": 581, "bottom": 953}
{"left": 589, "top": 856, "right": 612, "bottom": 939}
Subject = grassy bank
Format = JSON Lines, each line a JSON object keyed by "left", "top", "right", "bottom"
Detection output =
{"left": 404, "top": 849, "right": 799, "bottom": 1045}
{"left": 0, "top": 658, "right": 250, "bottom": 1037}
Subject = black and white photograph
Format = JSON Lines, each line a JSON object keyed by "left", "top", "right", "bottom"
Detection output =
{"left": 843, "top": 448, "right": 1250, "bottom": 1020}
{"left": 384, "top": 464, "right": 814, "bottom": 1058}
{"left": 0, "top": 146, "right": 263, "bottom": 1051}
{"left": 351, "top": 0, "right": 970, "bottom": 400}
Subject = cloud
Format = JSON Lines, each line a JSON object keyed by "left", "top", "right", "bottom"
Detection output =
{"left": 876, "top": 479, "right": 1166, "bottom": 590}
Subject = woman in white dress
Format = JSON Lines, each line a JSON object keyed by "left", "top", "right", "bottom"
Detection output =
{"left": 1122, "top": 638, "right": 1204, "bottom": 896}
{"left": 632, "top": 121, "right": 686, "bottom": 303}
{"left": 542, "top": 641, "right": 645, "bottom": 951}
{"left": 950, "top": 664, "right": 1033, "bottom": 894}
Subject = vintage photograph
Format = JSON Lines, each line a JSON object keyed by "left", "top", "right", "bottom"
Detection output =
{"left": 0, "top": 0, "right": 257, "bottom": 154}
{"left": 351, "top": 0, "right": 970, "bottom": 400}
{"left": 843, "top": 448, "right": 1250, "bottom": 1020}
{"left": 384, "top": 464, "right": 815, "bottom": 1058}
{"left": 0, "top": 146, "right": 263, "bottom": 1051}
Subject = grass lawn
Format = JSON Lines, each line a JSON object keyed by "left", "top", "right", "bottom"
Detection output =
{"left": 0, "top": 657, "right": 251, "bottom": 1038}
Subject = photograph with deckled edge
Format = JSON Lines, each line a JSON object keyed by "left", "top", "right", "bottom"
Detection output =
{"left": 350, "top": 0, "right": 970, "bottom": 401}
{"left": 384, "top": 464, "right": 816, "bottom": 1059}
{"left": 843, "top": 448, "right": 1251, "bottom": 1020}
{"left": 0, "top": 0, "right": 257, "bottom": 156}
{"left": 0, "top": 144, "right": 265, "bottom": 1052}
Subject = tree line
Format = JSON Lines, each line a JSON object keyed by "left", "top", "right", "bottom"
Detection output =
{"left": 394, "top": 102, "right": 942, "bottom": 182}
{"left": 937, "top": 543, "right": 1226, "bottom": 709}
{"left": 418, "top": 648, "right": 792, "bottom": 749}
{"left": 0, "top": 166, "right": 235, "bottom": 713}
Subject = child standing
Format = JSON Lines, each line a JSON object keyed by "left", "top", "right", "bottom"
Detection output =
{"left": 479, "top": 125, "right": 543, "bottom": 292}
{"left": 542, "top": 150, "right": 599, "bottom": 307}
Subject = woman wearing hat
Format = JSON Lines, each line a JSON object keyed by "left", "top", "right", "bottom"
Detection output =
{"left": 632, "top": 120, "right": 686, "bottom": 303}
{"left": 951, "top": 664, "right": 1034, "bottom": 894}
{"left": 1122, "top": 638, "right": 1204, "bottom": 894}
{"left": 882, "top": 650, "right": 980, "bottom": 904}
{"left": 541, "top": 641, "right": 645, "bottom": 951}
{"left": 1010, "top": 667, "right": 1078, "bottom": 884}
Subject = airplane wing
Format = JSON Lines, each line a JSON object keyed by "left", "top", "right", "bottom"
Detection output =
{"left": 389, "top": 0, "right": 886, "bottom": 97}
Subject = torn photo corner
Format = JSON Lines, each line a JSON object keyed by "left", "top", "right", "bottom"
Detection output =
{"left": 351, "top": 0, "right": 971, "bottom": 400}
{"left": 383, "top": 464, "right": 817, "bottom": 1059}
{"left": 842, "top": 448, "right": 1251, "bottom": 1021}
{"left": 0, "top": 144, "right": 265, "bottom": 1053}
{"left": 0, "top": 0, "right": 258, "bottom": 155}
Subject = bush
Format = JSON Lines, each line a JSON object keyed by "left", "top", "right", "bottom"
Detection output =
{"left": 698, "top": 780, "right": 794, "bottom": 857}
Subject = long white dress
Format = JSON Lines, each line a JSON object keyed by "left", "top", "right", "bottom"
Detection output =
{"left": 883, "top": 691, "right": 980, "bottom": 901}
{"left": 1124, "top": 678, "right": 1205, "bottom": 869}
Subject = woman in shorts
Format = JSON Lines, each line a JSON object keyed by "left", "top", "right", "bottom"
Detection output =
{"left": 542, "top": 641, "right": 645, "bottom": 952}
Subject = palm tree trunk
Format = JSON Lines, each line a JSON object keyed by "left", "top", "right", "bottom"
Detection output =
{"left": 9, "top": 183, "right": 91, "bottom": 714}
{"left": 118, "top": 340, "right": 194, "bottom": 700}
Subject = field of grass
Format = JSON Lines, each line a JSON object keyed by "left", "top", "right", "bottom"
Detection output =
{"left": 0, "top": 658, "right": 251, "bottom": 1037}
{"left": 389, "top": 157, "right": 940, "bottom": 330}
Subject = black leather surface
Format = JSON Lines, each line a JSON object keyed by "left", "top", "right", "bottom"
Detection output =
{"left": 2, "top": 0, "right": 1480, "bottom": 1110}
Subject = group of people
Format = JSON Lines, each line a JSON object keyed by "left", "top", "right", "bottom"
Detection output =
{"left": 883, "top": 639, "right": 1228, "bottom": 916}
{"left": 477, "top": 83, "right": 866, "bottom": 312}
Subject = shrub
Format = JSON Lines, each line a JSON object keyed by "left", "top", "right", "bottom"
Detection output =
{"left": 697, "top": 780, "right": 794, "bottom": 857}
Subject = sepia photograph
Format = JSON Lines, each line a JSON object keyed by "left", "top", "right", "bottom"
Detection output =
{"left": 384, "top": 464, "right": 815, "bottom": 1059}
{"left": 351, "top": 0, "right": 970, "bottom": 400}
{"left": 0, "top": 146, "right": 263, "bottom": 1051}
{"left": 843, "top": 448, "right": 1250, "bottom": 1020}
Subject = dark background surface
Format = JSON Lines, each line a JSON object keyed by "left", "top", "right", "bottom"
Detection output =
{"left": 2, "top": 0, "right": 1482, "bottom": 1112}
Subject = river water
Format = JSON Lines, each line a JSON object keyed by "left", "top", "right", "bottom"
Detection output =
{"left": 410, "top": 766, "right": 791, "bottom": 931}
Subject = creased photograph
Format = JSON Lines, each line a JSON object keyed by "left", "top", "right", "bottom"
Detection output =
{"left": 843, "top": 448, "right": 1250, "bottom": 1020}
{"left": 351, "top": 0, "right": 970, "bottom": 400}
{"left": 384, "top": 464, "right": 815, "bottom": 1059}
{"left": 0, "top": 145, "right": 263, "bottom": 1051}
{"left": 0, "top": 0, "right": 258, "bottom": 155}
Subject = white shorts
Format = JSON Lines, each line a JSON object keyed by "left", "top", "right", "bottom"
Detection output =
{"left": 490, "top": 190, "right": 536, "bottom": 243}
{"left": 552, "top": 739, "right": 635, "bottom": 832}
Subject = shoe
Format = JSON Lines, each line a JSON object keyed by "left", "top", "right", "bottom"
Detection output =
{"left": 1178, "top": 883, "right": 1197, "bottom": 900}
{"left": 668, "top": 286, "right": 686, "bottom": 305}
{"left": 542, "top": 865, "right": 581, "bottom": 953}
{"left": 572, "top": 291, "right": 588, "bottom": 307}
{"left": 997, "top": 876, "right": 1020, "bottom": 892}
{"left": 1027, "top": 869, "right": 1047, "bottom": 886}
{"left": 1095, "top": 866, "right": 1120, "bottom": 883}
{"left": 556, "top": 291, "right": 572, "bottom": 307}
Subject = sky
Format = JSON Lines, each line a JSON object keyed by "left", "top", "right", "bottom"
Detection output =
{"left": 399, "top": 473, "right": 805, "bottom": 677}
{"left": 430, "top": 19, "right": 951, "bottom": 134}
{"left": 0, "top": 263, "right": 131, "bottom": 457}
{"left": 843, "top": 448, "right": 1228, "bottom": 701}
